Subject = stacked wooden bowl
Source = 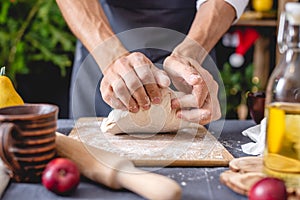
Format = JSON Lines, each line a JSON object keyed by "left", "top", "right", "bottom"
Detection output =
{"left": 0, "top": 104, "right": 58, "bottom": 182}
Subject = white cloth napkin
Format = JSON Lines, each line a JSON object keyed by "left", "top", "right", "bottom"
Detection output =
{"left": 0, "top": 158, "right": 10, "bottom": 198}
{"left": 241, "top": 118, "right": 267, "bottom": 155}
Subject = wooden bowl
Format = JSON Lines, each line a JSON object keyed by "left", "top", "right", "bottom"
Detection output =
{"left": 0, "top": 104, "right": 58, "bottom": 182}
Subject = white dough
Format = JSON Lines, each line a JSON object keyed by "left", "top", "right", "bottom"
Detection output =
{"left": 101, "top": 88, "right": 200, "bottom": 134}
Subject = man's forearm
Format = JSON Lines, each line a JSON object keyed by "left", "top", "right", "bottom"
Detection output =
{"left": 189, "top": 0, "right": 235, "bottom": 51}
{"left": 56, "top": 0, "right": 127, "bottom": 70}
{"left": 173, "top": 0, "right": 236, "bottom": 63}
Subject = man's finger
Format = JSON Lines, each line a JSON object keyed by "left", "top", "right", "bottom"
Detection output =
{"left": 111, "top": 77, "right": 139, "bottom": 113}
{"left": 164, "top": 57, "right": 201, "bottom": 85}
{"left": 171, "top": 94, "right": 198, "bottom": 109}
{"left": 177, "top": 108, "right": 212, "bottom": 125}
{"left": 131, "top": 86, "right": 151, "bottom": 110}
{"left": 128, "top": 52, "right": 163, "bottom": 105}
{"left": 192, "top": 84, "right": 208, "bottom": 108}
{"left": 152, "top": 67, "right": 171, "bottom": 88}
{"left": 133, "top": 65, "right": 162, "bottom": 105}
{"left": 104, "top": 93, "right": 127, "bottom": 110}
{"left": 101, "top": 74, "right": 127, "bottom": 110}
{"left": 115, "top": 56, "right": 150, "bottom": 110}
{"left": 121, "top": 70, "right": 151, "bottom": 110}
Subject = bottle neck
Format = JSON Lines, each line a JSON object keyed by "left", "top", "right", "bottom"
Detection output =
{"left": 286, "top": 24, "right": 300, "bottom": 50}
{"left": 285, "top": 47, "right": 300, "bottom": 63}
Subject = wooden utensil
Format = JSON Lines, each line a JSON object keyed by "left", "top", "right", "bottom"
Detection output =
{"left": 229, "top": 156, "right": 263, "bottom": 173}
{"left": 68, "top": 117, "right": 234, "bottom": 167}
{"left": 220, "top": 157, "right": 300, "bottom": 199}
{"left": 55, "top": 132, "right": 181, "bottom": 200}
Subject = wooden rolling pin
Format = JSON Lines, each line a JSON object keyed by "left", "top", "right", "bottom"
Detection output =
{"left": 55, "top": 132, "right": 181, "bottom": 200}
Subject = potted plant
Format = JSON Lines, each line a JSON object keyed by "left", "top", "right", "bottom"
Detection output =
{"left": 0, "top": 0, "right": 76, "bottom": 117}
{"left": 220, "top": 62, "right": 260, "bottom": 119}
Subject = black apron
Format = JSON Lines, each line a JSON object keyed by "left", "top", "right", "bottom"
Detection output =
{"left": 70, "top": 0, "right": 216, "bottom": 119}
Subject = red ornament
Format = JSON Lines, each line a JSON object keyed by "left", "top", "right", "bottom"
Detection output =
{"left": 229, "top": 28, "right": 260, "bottom": 68}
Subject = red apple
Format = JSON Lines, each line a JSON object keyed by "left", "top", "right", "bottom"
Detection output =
{"left": 249, "top": 177, "right": 287, "bottom": 200}
{"left": 42, "top": 158, "right": 80, "bottom": 195}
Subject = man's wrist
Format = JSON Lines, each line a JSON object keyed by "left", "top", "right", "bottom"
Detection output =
{"left": 91, "top": 36, "right": 129, "bottom": 72}
{"left": 172, "top": 38, "right": 208, "bottom": 65}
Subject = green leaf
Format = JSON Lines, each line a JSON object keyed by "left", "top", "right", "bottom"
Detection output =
{"left": 230, "top": 73, "right": 241, "bottom": 84}
{"left": 0, "top": 0, "right": 75, "bottom": 81}
{"left": 245, "top": 64, "right": 254, "bottom": 82}
{"left": 0, "top": 2, "right": 10, "bottom": 24}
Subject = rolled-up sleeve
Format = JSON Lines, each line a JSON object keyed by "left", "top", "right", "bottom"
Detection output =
{"left": 196, "top": 0, "right": 249, "bottom": 23}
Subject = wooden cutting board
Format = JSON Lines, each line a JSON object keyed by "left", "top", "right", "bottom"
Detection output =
{"left": 69, "top": 117, "right": 234, "bottom": 167}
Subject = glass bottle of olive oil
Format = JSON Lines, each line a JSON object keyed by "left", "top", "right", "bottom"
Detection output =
{"left": 264, "top": 2, "right": 300, "bottom": 188}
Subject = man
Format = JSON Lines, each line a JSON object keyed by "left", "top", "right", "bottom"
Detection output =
{"left": 56, "top": 0, "right": 248, "bottom": 124}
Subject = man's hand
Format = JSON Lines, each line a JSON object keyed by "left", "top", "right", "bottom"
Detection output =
{"left": 163, "top": 54, "right": 221, "bottom": 125}
{"left": 101, "top": 52, "right": 170, "bottom": 112}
